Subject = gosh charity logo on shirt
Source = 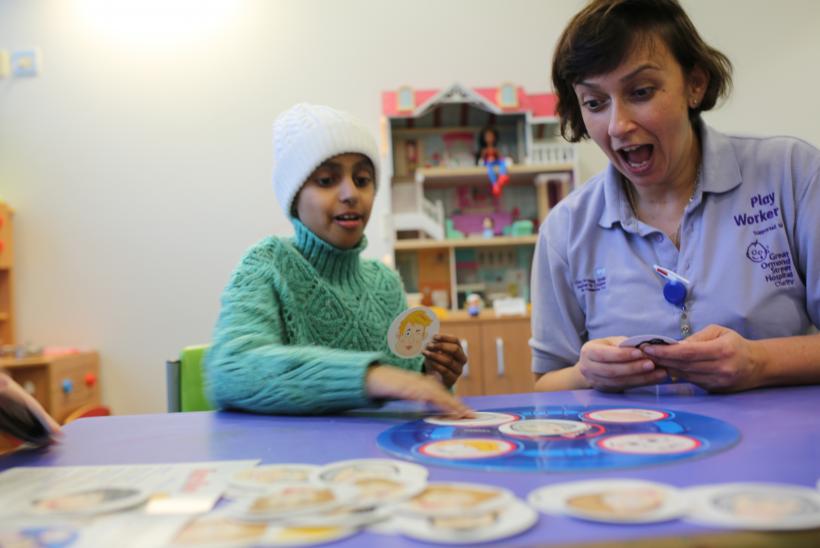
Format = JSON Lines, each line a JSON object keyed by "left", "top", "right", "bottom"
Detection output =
{"left": 575, "top": 267, "right": 607, "bottom": 293}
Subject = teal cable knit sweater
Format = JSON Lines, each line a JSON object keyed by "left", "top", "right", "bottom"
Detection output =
{"left": 205, "top": 220, "right": 423, "bottom": 414}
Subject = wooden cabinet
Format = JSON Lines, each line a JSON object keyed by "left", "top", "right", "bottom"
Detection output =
{"left": 0, "top": 202, "right": 15, "bottom": 345}
{"left": 0, "top": 352, "right": 101, "bottom": 423}
{"left": 441, "top": 313, "right": 533, "bottom": 397}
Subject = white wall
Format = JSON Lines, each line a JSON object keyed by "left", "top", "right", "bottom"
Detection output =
{"left": 1, "top": 0, "right": 818, "bottom": 415}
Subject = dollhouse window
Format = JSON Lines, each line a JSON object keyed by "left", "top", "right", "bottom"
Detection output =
{"left": 397, "top": 86, "right": 415, "bottom": 112}
{"left": 498, "top": 83, "right": 518, "bottom": 108}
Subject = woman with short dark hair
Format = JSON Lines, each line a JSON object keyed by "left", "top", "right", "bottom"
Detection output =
{"left": 532, "top": 0, "right": 820, "bottom": 393}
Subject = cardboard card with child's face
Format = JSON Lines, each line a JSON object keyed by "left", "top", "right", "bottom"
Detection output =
{"left": 387, "top": 307, "right": 439, "bottom": 358}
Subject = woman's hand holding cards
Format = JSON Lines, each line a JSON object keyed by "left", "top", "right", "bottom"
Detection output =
{"left": 365, "top": 365, "right": 474, "bottom": 418}
{"left": 641, "top": 324, "right": 764, "bottom": 392}
{"left": 575, "top": 336, "right": 670, "bottom": 392}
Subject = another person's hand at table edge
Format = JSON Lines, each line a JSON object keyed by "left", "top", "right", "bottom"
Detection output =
{"left": 0, "top": 372, "right": 62, "bottom": 442}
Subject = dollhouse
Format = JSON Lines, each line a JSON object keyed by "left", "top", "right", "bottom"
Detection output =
{"left": 382, "top": 83, "right": 577, "bottom": 311}
{"left": 381, "top": 83, "right": 578, "bottom": 397}
{"left": 382, "top": 83, "right": 577, "bottom": 242}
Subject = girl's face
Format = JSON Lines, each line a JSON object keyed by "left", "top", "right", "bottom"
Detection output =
{"left": 295, "top": 153, "right": 375, "bottom": 249}
{"left": 573, "top": 35, "right": 706, "bottom": 193}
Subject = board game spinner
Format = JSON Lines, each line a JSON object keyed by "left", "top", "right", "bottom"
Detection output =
{"left": 378, "top": 406, "right": 740, "bottom": 472}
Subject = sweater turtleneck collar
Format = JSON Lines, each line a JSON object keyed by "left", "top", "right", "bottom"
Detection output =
{"left": 291, "top": 219, "right": 367, "bottom": 282}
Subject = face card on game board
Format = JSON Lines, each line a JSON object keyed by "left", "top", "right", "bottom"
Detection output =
{"left": 619, "top": 334, "right": 679, "bottom": 348}
{"left": 417, "top": 438, "right": 519, "bottom": 460}
{"left": 685, "top": 483, "right": 820, "bottom": 530}
{"left": 424, "top": 412, "right": 518, "bottom": 427}
{"left": 596, "top": 433, "right": 701, "bottom": 455}
{"left": 29, "top": 485, "right": 150, "bottom": 516}
{"left": 387, "top": 307, "right": 439, "bottom": 358}
{"left": 528, "top": 479, "right": 689, "bottom": 524}
{"left": 498, "top": 419, "right": 594, "bottom": 438}
{"left": 399, "top": 482, "right": 514, "bottom": 517}
{"left": 581, "top": 408, "right": 670, "bottom": 423}
{"left": 394, "top": 497, "right": 538, "bottom": 544}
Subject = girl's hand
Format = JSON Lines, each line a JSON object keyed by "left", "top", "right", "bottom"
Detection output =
{"left": 365, "top": 365, "right": 474, "bottom": 418}
{"left": 422, "top": 334, "right": 467, "bottom": 389}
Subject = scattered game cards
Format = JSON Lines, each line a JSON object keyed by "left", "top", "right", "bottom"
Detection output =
{"left": 29, "top": 485, "right": 150, "bottom": 516}
{"left": 387, "top": 307, "right": 439, "bottom": 358}
{"left": 311, "top": 458, "right": 427, "bottom": 509}
{"left": 685, "top": 483, "right": 820, "bottom": 530}
{"left": 528, "top": 479, "right": 689, "bottom": 524}
{"left": 0, "top": 520, "right": 79, "bottom": 548}
{"left": 169, "top": 512, "right": 356, "bottom": 547}
{"left": 227, "top": 464, "right": 318, "bottom": 499}
{"left": 229, "top": 484, "right": 355, "bottom": 522}
{"left": 393, "top": 497, "right": 537, "bottom": 544}
{"left": 399, "top": 482, "right": 514, "bottom": 517}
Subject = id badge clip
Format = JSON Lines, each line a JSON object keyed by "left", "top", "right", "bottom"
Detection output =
{"left": 653, "top": 264, "right": 690, "bottom": 309}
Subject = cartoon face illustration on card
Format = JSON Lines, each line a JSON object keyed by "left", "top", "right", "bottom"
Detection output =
{"left": 387, "top": 307, "right": 439, "bottom": 358}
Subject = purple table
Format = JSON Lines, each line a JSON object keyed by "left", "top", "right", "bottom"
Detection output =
{"left": 3, "top": 385, "right": 819, "bottom": 546}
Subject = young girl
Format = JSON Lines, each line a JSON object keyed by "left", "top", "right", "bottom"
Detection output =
{"left": 205, "top": 103, "right": 472, "bottom": 416}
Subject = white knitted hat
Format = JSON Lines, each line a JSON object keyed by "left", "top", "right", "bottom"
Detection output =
{"left": 272, "top": 103, "right": 380, "bottom": 219}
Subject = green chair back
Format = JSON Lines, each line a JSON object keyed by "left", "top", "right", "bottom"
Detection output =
{"left": 166, "top": 344, "right": 213, "bottom": 412}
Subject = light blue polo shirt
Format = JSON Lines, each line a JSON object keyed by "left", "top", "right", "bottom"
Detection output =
{"left": 530, "top": 122, "right": 820, "bottom": 374}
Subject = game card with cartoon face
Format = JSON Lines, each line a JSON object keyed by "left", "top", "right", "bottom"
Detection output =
{"left": 387, "top": 307, "right": 439, "bottom": 358}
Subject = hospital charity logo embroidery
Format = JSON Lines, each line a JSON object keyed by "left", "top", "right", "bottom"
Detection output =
{"left": 575, "top": 267, "right": 607, "bottom": 293}
{"left": 745, "top": 240, "right": 795, "bottom": 288}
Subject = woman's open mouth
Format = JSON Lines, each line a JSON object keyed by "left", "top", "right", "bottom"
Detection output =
{"left": 618, "top": 144, "right": 653, "bottom": 173}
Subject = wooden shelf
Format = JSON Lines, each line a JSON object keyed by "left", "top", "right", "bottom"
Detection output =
{"left": 439, "top": 310, "right": 531, "bottom": 322}
{"left": 415, "top": 163, "right": 573, "bottom": 187}
{"left": 394, "top": 235, "right": 538, "bottom": 251}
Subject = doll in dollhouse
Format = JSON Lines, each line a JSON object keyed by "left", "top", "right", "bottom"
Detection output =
{"left": 476, "top": 127, "right": 510, "bottom": 196}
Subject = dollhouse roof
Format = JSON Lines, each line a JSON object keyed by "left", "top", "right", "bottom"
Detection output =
{"left": 382, "top": 83, "right": 558, "bottom": 119}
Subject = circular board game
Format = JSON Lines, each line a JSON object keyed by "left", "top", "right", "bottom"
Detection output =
{"left": 377, "top": 406, "right": 740, "bottom": 472}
